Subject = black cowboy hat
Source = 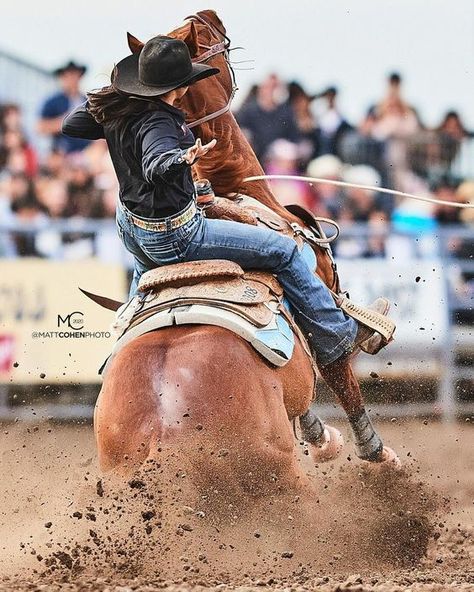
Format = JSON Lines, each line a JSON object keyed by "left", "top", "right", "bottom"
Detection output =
{"left": 313, "top": 85, "right": 338, "bottom": 100}
{"left": 53, "top": 60, "right": 87, "bottom": 77}
{"left": 288, "top": 81, "right": 319, "bottom": 102}
{"left": 113, "top": 35, "right": 220, "bottom": 97}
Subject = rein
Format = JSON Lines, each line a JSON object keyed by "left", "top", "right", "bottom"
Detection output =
{"left": 244, "top": 174, "right": 474, "bottom": 210}
{"left": 185, "top": 13, "right": 238, "bottom": 129}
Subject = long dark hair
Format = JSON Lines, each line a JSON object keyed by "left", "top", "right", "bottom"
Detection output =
{"left": 87, "top": 82, "right": 158, "bottom": 127}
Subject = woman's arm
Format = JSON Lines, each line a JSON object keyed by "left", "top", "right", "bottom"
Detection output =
{"left": 61, "top": 102, "right": 105, "bottom": 140}
{"left": 140, "top": 112, "right": 189, "bottom": 183}
{"left": 140, "top": 113, "right": 215, "bottom": 183}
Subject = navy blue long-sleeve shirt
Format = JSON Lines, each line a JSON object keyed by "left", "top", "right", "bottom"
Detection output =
{"left": 62, "top": 100, "right": 195, "bottom": 218}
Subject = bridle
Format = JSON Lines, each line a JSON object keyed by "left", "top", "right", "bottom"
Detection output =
{"left": 184, "top": 14, "right": 238, "bottom": 129}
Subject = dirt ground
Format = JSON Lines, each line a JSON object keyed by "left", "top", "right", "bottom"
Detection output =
{"left": 0, "top": 418, "right": 472, "bottom": 592}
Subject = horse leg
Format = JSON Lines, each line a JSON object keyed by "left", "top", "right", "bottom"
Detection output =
{"left": 317, "top": 354, "right": 400, "bottom": 465}
{"left": 299, "top": 407, "right": 344, "bottom": 463}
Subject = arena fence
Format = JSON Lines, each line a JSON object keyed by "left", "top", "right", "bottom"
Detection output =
{"left": 0, "top": 221, "right": 472, "bottom": 422}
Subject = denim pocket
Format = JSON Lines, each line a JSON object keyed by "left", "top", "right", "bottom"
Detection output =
{"left": 116, "top": 222, "right": 125, "bottom": 241}
{"left": 140, "top": 235, "right": 185, "bottom": 264}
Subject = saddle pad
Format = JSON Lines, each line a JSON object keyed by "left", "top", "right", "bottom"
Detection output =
{"left": 101, "top": 303, "right": 295, "bottom": 378}
{"left": 128, "top": 296, "right": 275, "bottom": 330}
{"left": 138, "top": 259, "right": 244, "bottom": 291}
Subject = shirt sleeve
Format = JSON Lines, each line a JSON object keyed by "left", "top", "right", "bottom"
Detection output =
{"left": 61, "top": 102, "right": 105, "bottom": 140}
{"left": 40, "top": 95, "right": 65, "bottom": 119}
{"left": 139, "top": 112, "right": 189, "bottom": 184}
{"left": 281, "top": 104, "right": 301, "bottom": 143}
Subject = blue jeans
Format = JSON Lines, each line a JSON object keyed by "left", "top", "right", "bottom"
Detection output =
{"left": 116, "top": 205, "right": 357, "bottom": 365}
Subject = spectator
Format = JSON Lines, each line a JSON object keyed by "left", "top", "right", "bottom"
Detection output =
{"left": 34, "top": 178, "right": 69, "bottom": 258}
{"left": 431, "top": 176, "right": 463, "bottom": 225}
{"left": 1, "top": 129, "right": 38, "bottom": 177}
{"left": 341, "top": 165, "right": 383, "bottom": 222}
{"left": 0, "top": 103, "right": 22, "bottom": 133}
{"left": 63, "top": 157, "right": 103, "bottom": 218}
{"left": 314, "top": 86, "right": 352, "bottom": 157}
{"left": 339, "top": 107, "right": 388, "bottom": 183}
{"left": 433, "top": 110, "right": 474, "bottom": 172}
{"left": 306, "top": 154, "right": 345, "bottom": 218}
{"left": 0, "top": 104, "right": 38, "bottom": 177}
{"left": 37, "top": 60, "right": 90, "bottom": 154}
{"left": 372, "top": 72, "right": 419, "bottom": 189}
{"left": 264, "top": 139, "right": 313, "bottom": 207}
{"left": 3, "top": 172, "right": 34, "bottom": 210}
{"left": 238, "top": 84, "right": 258, "bottom": 110}
{"left": 287, "top": 81, "right": 320, "bottom": 163}
{"left": 35, "top": 177, "right": 68, "bottom": 219}
{"left": 41, "top": 148, "right": 66, "bottom": 178}
{"left": 458, "top": 181, "right": 474, "bottom": 223}
{"left": 391, "top": 196, "right": 437, "bottom": 257}
{"left": 407, "top": 111, "right": 472, "bottom": 181}
{"left": 10, "top": 184, "right": 46, "bottom": 256}
{"left": 452, "top": 180, "right": 474, "bottom": 260}
{"left": 236, "top": 74, "right": 300, "bottom": 161}
{"left": 365, "top": 210, "right": 390, "bottom": 258}
{"left": 437, "top": 110, "right": 473, "bottom": 142}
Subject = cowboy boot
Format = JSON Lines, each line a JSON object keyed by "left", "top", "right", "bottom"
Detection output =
{"left": 352, "top": 297, "right": 393, "bottom": 355}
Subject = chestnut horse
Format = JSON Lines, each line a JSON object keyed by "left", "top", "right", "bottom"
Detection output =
{"left": 95, "top": 11, "right": 397, "bottom": 495}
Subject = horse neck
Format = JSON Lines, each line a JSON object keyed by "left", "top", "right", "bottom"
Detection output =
{"left": 193, "top": 111, "right": 294, "bottom": 221}
{"left": 192, "top": 110, "right": 338, "bottom": 291}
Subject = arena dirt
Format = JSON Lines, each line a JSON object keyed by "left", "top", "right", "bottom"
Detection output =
{"left": 0, "top": 419, "right": 472, "bottom": 591}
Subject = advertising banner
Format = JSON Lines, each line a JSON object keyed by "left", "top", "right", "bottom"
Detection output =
{"left": 0, "top": 259, "right": 127, "bottom": 384}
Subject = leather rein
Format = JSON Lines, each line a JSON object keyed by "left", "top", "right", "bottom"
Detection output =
{"left": 185, "top": 14, "right": 238, "bottom": 129}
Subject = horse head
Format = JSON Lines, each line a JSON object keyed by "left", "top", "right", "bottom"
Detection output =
{"left": 168, "top": 10, "right": 235, "bottom": 129}
{"left": 127, "top": 10, "right": 234, "bottom": 132}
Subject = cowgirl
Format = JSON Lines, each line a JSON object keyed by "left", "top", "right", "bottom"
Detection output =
{"left": 63, "top": 35, "right": 392, "bottom": 369}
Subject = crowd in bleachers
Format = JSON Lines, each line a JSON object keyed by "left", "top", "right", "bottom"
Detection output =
{"left": 0, "top": 63, "right": 473, "bottom": 260}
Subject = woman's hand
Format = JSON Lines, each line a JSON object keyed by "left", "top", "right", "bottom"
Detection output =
{"left": 184, "top": 138, "right": 217, "bottom": 165}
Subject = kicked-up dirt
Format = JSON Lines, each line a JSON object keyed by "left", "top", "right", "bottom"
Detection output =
{"left": 0, "top": 418, "right": 472, "bottom": 591}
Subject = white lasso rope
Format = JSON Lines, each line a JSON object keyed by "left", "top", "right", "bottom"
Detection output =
{"left": 243, "top": 174, "right": 474, "bottom": 209}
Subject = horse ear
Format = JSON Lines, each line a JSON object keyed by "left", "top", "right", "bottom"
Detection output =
{"left": 183, "top": 21, "right": 199, "bottom": 58}
{"left": 196, "top": 9, "right": 226, "bottom": 34}
{"left": 127, "top": 32, "right": 144, "bottom": 54}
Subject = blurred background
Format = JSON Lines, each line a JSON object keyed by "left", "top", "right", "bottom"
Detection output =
{"left": 0, "top": 1, "right": 472, "bottom": 422}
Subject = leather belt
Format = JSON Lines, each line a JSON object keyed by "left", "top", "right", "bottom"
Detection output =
{"left": 120, "top": 201, "right": 197, "bottom": 233}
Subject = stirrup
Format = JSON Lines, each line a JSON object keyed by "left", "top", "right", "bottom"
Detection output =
{"left": 336, "top": 295, "right": 396, "bottom": 342}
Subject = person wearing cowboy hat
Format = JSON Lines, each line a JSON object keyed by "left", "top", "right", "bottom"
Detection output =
{"left": 63, "top": 34, "right": 393, "bottom": 390}
{"left": 38, "top": 60, "right": 90, "bottom": 154}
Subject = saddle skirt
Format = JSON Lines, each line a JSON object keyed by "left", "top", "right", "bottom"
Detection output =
{"left": 100, "top": 259, "right": 315, "bottom": 378}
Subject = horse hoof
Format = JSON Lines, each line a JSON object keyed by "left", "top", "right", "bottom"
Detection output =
{"left": 378, "top": 446, "right": 402, "bottom": 468}
{"left": 309, "top": 425, "right": 344, "bottom": 463}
